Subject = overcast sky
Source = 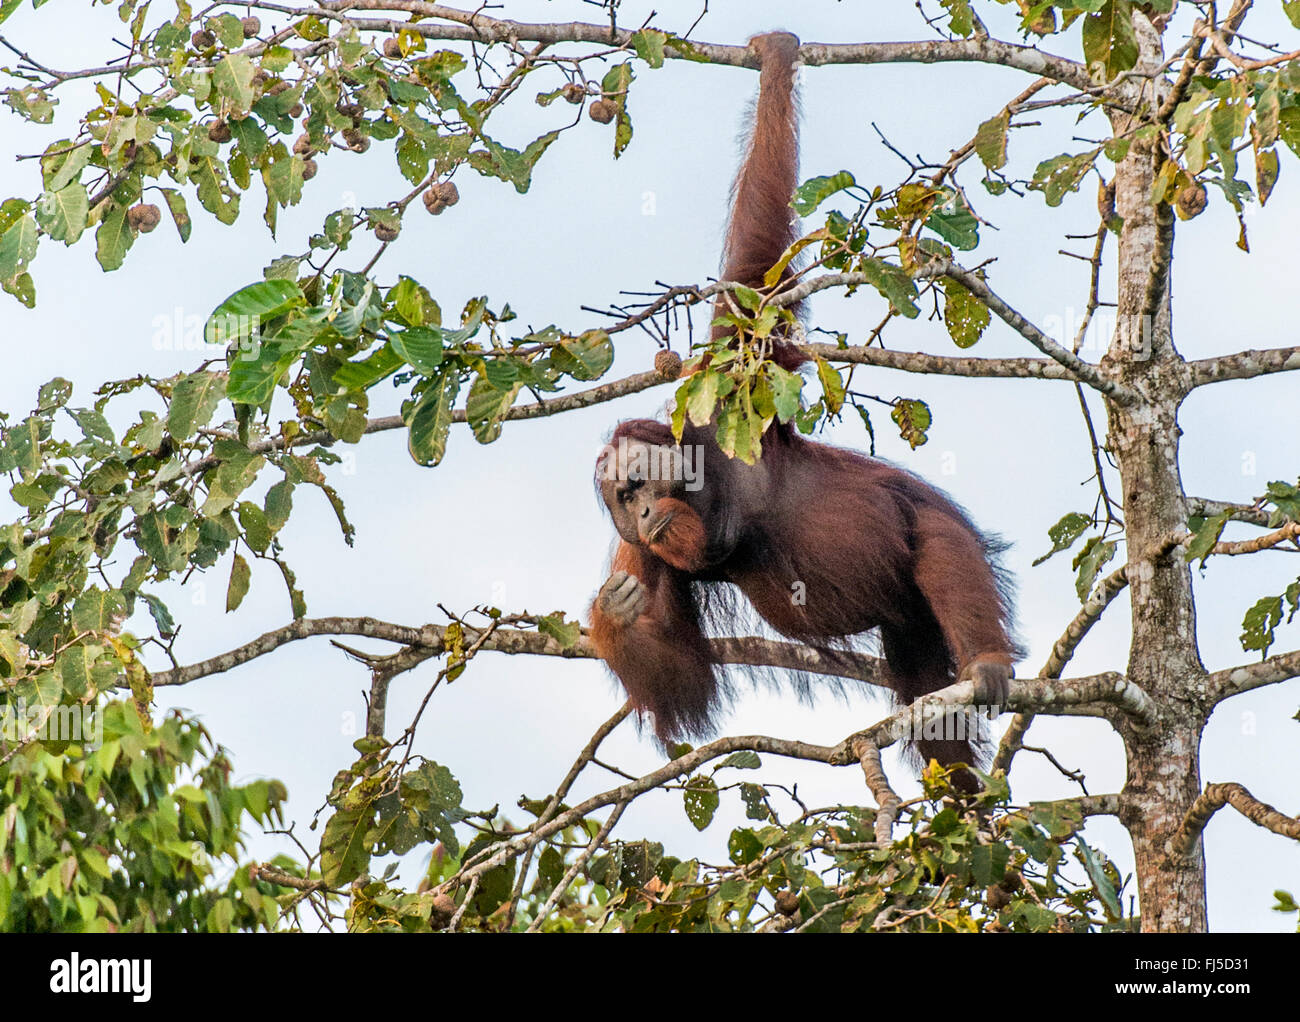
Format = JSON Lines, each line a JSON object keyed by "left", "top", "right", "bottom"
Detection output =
{"left": 1, "top": 0, "right": 1296, "bottom": 930}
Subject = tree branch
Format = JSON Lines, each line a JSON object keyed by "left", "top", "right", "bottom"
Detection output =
{"left": 1208, "top": 646, "right": 1300, "bottom": 704}
{"left": 262, "top": 3, "right": 1098, "bottom": 93}
{"left": 852, "top": 737, "right": 902, "bottom": 843}
{"left": 1186, "top": 497, "right": 1274, "bottom": 528}
{"left": 833, "top": 672, "right": 1156, "bottom": 767}
{"left": 182, "top": 369, "right": 668, "bottom": 477}
{"left": 1174, "top": 521, "right": 1300, "bottom": 558}
{"left": 918, "top": 260, "right": 1141, "bottom": 404}
{"left": 142, "top": 615, "right": 889, "bottom": 689}
{"left": 1167, "top": 781, "right": 1300, "bottom": 860}
{"left": 802, "top": 342, "right": 1070, "bottom": 381}
{"left": 994, "top": 564, "right": 1132, "bottom": 775}
{"left": 1187, "top": 346, "right": 1300, "bottom": 388}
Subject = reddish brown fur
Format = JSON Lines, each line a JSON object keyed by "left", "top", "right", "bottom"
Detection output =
{"left": 711, "top": 31, "right": 806, "bottom": 371}
{"left": 589, "top": 542, "right": 717, "bottom": 740}
{"left": 644, "top": 497, "right": 708, "bottom": 572}
{"left": 589, "top": 32, "right": 1020, "bottom": 787}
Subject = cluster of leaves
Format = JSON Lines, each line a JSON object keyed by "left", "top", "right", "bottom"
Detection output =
{"left": 0, "top": 367, "right": 354, "bottom": 723}
{"left": 0, "top": 4, "right": 670, "bottom": 305}
{"left": 0, "top": 702, "right": 292, "bottom": 931}
{"left": 212, "top": 269, "right": 615, "bottom": 467}
{"left": 319, "top": 736, "right": 468, "bottom": 894}
{"left": 929, "top": 2, "right": 1300, "bottom": 252}
{"left": 1035, "top": 510, "right": 1119, "bottom": 601}
{"left": 1225, "top": 480, "right": 1300, "bottom": 657}
{"left": 380, "top": 756, "right": 1133, "bottom": 933}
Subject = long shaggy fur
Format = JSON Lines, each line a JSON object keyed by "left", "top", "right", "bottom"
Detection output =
{"left": 588, "top": 32, "right": 1021, "bottom": 784}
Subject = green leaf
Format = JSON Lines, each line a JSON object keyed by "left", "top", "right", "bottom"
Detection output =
{"left": 209, "top": 279, "right": 304, "bottom": 339}
{"left": 716, "top": 751, "right": 761, "bottom": 770}
{"left": 405, "top": 372, "right": 460, "bottom": 466}
{"left": 673, "top": 368, "right": 721, "bottom": 434}
{"left": 203, "top": 443, "right": 266, "bottom": 518}
{"left": 1255, "top": 146, "right": 1280, "bottom": 206}
{"left": 631, "top": 29, "right": 667, "bottom": 68}
{"left": 213, "top": 53, "right": 256, "bottom": 115}
{"left": 1076, "top": 840, "right": 1121, "bottom": 919}
{"left": 975, "top": 110, "right": 1010, "bottom": 170}
{"left": 890, "top": 398, "right": 931, "bottom": 449}
{"left": 1184, "top": 510, "right": 1229, "bottom": 566}
{"left": 1073, "top": 537, "right": 1117, "bottom": 601}
{"left": 683, "top": 775, "right": 720, "bottom": 831}
{"left": 41, "top": 140, "right": 90, "bottom": 192}
{"left": 1031, "top": 151, "right": 1099, "bottom": 207}
{"left": 465, "top": 374, "right": 520, "bottom": 444}
{"left": 168, "top": 370, "right": 225, "bottom": 440}
{"left": 265, "top": 479, "right": 294, "bottom": 533}
{"left": 599, "top": 63, "right": 636, "bottom": 158}
{"left": 388, "top": 277, "right": 441, "bottom": 327}
{"left": 1034, "top": 511, "right": 1091, "bottom": 566}
{"left": 1081, "top": 0, "right": 1138, "bottom": 82}
{"left": 160, "top": 188, "right": 192, "bottom": 242}
{"left": 942, "top": 276, "right": 990, "bottom": 347}
{"left": 537, "top": 612, "right": 581, "bottom": 648}
{"left": 192, "top": 156, "right": 240, "bottom": 224}
{"left": 0, "top": 213, "right": 38, "bottom": 279}
{"left": 550, "top": 329, "right": 613, "bottom": 381}
{"left": 237, "top": 501, "right": 271, "bottom": 552}
{"left": 860, "top": 257, "right": 920, "bottom": 317}
{"left": 391, "top": 326, "right": 444, "bottom": 374}
{"left": 712, "top": 397, "right": 759, "bottom": 462}
{"left": 37, "top": 183, "right": 88, "bottom": 244}
{"left": 815, "top": 358, "right": 845, "bottom": 415}
{"left": 767, "top": 364, "right": 802, "bottom": 423}
{"left": 94, "top": 206, "right": 132, "bottom": 271}
{"left": 925, "top": 192, "right": 979, "bottom": 250}
{"left": 72, "top": 588, "right": 128, "bottom": 632}
{"left": 320, "top": 804, "right": 374, "bottom": 887}
{"left": 792, "top": 171, "right": 856, "bottom": 216}
{"left": 468, "top": 130, "right": 562, "bottom": 193}
{"left": 940, "top": 0, "right": 974, "bottom": 36}
{"left": 141, "top": 592, "right": 176, "bottom": 638}
{"left": 226, "top": 553, "right": 251, "bottom": 612}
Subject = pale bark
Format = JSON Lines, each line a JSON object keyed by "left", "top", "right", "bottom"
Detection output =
{"left": 1104, "top": 9, "right": 1209, "bottom": 932}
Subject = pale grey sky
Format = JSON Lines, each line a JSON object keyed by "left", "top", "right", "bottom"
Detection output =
{"left": 1, "top": 0, "right": 1296, "bottom": 930}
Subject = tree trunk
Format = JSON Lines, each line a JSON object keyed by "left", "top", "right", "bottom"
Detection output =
{"left": 1104, "top": 9, "right": 1209, "bottom": 931}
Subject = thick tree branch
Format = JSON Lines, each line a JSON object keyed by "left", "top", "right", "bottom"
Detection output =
{"left": 1167, "top": 781, "right": 1300, "bottom": 860}
{"left": 1042, "top": 565, "right": 1131, "bottom": 681}
{"left": 1186, "top": 346, "right": 1300, "bottom": 388}
{"left": 265, "top": 3, "right": 1098, "bottom": 93}
{"left": 142, "top": 615, "right": 888, "bottom": 689}
{"left": 833, "top": 672, "right": 1156, "bottom": 767}
{"left": 1186, "top": 497, "right": 1274, "bottom": 528}
{"left": 1208, "top": 647, "right": 1300, "bottom": 704}
{"left": 852, "top": 738, "right": 902, "bottom": 843}
{"left": 802, "top": 342, "right": 1069, "bottom": 381}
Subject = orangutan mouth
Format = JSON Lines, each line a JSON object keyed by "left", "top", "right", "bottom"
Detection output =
{"left": 644, "top": 510, "right": 675, "bottom": 546}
